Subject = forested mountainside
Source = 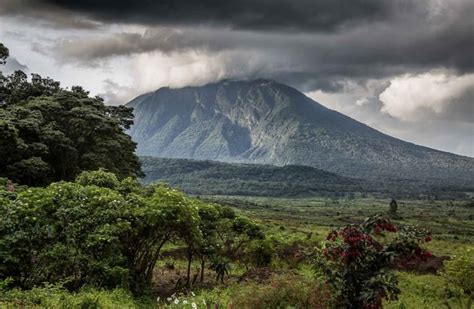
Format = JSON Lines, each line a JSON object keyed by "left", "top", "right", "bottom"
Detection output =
{"left": 127, "top": 80, "right": 473, "bottom": 184}
{"left": 140, "top": 156, "right": 472, "bottom": 198}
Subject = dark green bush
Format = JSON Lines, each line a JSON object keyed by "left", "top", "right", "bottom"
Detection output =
{"left": 0, "top": 170, "right": 264, "bottom": 294}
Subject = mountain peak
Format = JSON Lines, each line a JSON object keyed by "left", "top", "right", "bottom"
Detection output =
{"left": 126, "top": 80, "right": 473, "bottom": 183}
{"left": 151, "top": 78, "right": 280, "bottom": 94}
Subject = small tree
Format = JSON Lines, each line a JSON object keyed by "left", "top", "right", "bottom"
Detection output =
{"left": 315, "top": 215, "right": 432, "bottom": 308}
{"left": 389, "top": 199, "right": 398, "bottom": 218}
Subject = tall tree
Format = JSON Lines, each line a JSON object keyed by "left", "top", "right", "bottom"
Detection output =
{"left": 0, "top": 43, "right": 142, "bottom": 185}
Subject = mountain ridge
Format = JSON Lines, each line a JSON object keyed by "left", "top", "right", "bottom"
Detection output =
{"left": 126, "top": 79, "right": 473, "bottom": 183}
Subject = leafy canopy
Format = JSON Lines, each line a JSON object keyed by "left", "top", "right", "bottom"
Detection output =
{"left": 0, "top": 43, "right": 142, "bottom": 186}
{"left": 0, "top": 171, "right": 264, "bottom": 294}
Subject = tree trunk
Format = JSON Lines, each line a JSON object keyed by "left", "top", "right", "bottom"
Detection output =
{"left": 200, "top": 258, "right": 205, "bottom": 282}
{"left": 186, "top": 251, "right": 192, "bottom": 288}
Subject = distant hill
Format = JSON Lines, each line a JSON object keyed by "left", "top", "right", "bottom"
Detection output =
{"left": 127, "top": 79, "right": 473, "bottom": 184}
{"left": 140, "top": 157, "right": 472, "bottom": 198}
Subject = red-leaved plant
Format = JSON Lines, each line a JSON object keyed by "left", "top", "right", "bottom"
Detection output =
{"left": 315, "top": 215, "right": 432, "bottom": 309}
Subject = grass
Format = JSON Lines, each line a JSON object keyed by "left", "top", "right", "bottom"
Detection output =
{"left": 385, "top": 272, "right": 469, "bottom": 309}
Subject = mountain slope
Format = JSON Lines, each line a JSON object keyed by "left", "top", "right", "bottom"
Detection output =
{"left": 140, "top": 156, "right": 360, "bottom": 196}
{"left": 139, "top": 157, "right": 473, "bottom": 198}
{"left": 127, "top": 79, "right": 473, "bottom": 182}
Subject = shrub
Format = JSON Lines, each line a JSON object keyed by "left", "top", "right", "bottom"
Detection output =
{"left": 315, "top": 215, "right": 432, "bottom": 309}
{"left": 0, "top": 171, "right": 264, "bottom": 295}
{"left": 245, "top": 239, "right": 274, "bottom": 268}
{"left": 0, "top": 174, "right": 198, "bottom": 292}
{"left": 75, "top": 169, "right": 120, "bottom": 189}
{"left": 442, "top": 252, "right": 474, "bottom": 308}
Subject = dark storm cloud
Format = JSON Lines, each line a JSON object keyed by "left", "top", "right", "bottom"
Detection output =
{"left": 5, "top": 0, "right": 474, "bottom": 80}
{"left": 32, "top": 0, "right": 397, "bottom": 32}
{"left": 52, "top": 3, "right": 474, "bottom": 87}
{"left": 0, "top": 0, "right": 100, "bottom": 29}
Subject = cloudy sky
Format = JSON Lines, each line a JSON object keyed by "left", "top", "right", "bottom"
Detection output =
{"left": 0, "top": 0, "right": 473, "bottom": 156}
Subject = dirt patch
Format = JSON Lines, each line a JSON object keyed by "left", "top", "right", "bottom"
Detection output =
{"left": 394, "top": 255, "right": 450, "bottom": 274}
{"left": 237, "top": 267, "right": 295, "bottom": 284}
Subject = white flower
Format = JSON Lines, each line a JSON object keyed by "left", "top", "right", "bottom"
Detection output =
{"left": 174, "top": 299, "right": 179, "bottom": 304}
{"left": 183, "top": 300, "right": 188, "bottom": 305}
{"left": 167, "top": 297, "right": 172, "bottom": 302}
{"left": 191, "top": 302, "right": 197, "bottom": 309}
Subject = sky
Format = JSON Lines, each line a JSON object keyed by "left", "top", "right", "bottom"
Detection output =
{"left": 0, "top": 0, "right": 473, "bottom": 157}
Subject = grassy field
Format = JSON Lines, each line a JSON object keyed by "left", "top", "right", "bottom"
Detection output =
{"left": 202, "top": 195, "right": 474, "bottom": 308}
{"left": 1, "top": 195, "right": 473, "bottom": 308}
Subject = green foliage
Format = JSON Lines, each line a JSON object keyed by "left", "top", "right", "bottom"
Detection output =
{"left": 230, "top": 274, "right": 332, "bottom": 308}
{"left": 245, "top": 239, "right": 274, "bottom": 268}
{"left": 0, "top": 171, "right": 264, "bottom": 295}
{"left": 0, "top": 285, "right": 145, "bottom": 308}
{"left": 76, "top": 169, "right": 121, "bottom": 189}
{"left": 0, "top": 44, "right": 142, "bottom": 186}
{"left": 315, "top": 216, "right": 432, "bottom": 309}
{"left": 140, "top": 157, "right": 473, "bottom": 199}
{"left": 0, "top": 43, "right": 8, "bottom": 65}
{"left": 442, "top": 252, "right": 474, "bottom": 307}
{"left": 389, "top": 198, "right": 398, "bottom": 218}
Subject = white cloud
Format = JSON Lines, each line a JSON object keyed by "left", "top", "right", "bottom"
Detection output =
{"left": 379, "top": 72, "right": 474, "bottom": 121}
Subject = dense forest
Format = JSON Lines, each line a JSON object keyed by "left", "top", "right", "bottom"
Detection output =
{"left": 140, "top": 157, "right": 473, "bottom": 199}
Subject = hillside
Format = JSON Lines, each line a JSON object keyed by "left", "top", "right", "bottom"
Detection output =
{"left": 140, "top": 157, "right": 472, "bottom": 198}
{"left": 127, "top": 79, "right": 474, "bottom": 183}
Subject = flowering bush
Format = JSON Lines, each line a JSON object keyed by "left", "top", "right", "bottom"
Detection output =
{"left": 315, "top": 215, "right": 432, "bottom": 308}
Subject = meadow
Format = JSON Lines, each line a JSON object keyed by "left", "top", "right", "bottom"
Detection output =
{"left": 204, "top": 195, "right": 474, "bottom": 308}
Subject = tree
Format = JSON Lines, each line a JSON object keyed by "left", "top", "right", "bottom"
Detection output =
{"left": 0, "top": 43, "right": 142, "bottom": 185}
{"left": 389, "top": 198, "right": 398, "bottom": 218}
{"left": 0, "top": 44, "right": 142, "bottom": 185}
{"left": 315, "top": 215, "right": 432, "bottom": 309}
{"left": 0, "top": 172, "right": 219, "bottom": 294}
{"left": 0, "top": 43, "right": 8, "bottom": 65}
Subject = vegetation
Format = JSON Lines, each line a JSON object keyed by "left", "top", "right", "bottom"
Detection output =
{"left": 0, "top": 171, "right": 264, "bottom": 295}
{"left": 140, "top": 157, "right": 473, "bottom": 199}
{"left": 1, "top": 42, "right": 473, "bottom": 308}
{"left": 0, "top": 49, "right": 142, "bottom": 186}
{"left": 442, "top": 253, "right": 474, "bottom": 308}
{"left": 128, "top": 79, "right": 474, "bottom": 185}
{"left": 0, "top": 43, "right": 8, "bottom": 65}
{"left": 389, "top": 199, "right": 398, "bottom": 218}
{"left": 316, "top": 216, "right": 432, "bottom": 308}
{"left": 2, "top": 175, "right": 473, "bottom": 308}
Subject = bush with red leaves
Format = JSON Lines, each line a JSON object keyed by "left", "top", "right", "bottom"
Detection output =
{"left": 315, "top": 215, "right": 432, "bottom": 309}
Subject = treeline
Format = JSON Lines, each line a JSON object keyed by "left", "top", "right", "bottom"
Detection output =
{"left": 0, "top": 171, "right": 267, "bottom": 294}
{"left": 140, "top": 157, "right": 473, "bottom": 199}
